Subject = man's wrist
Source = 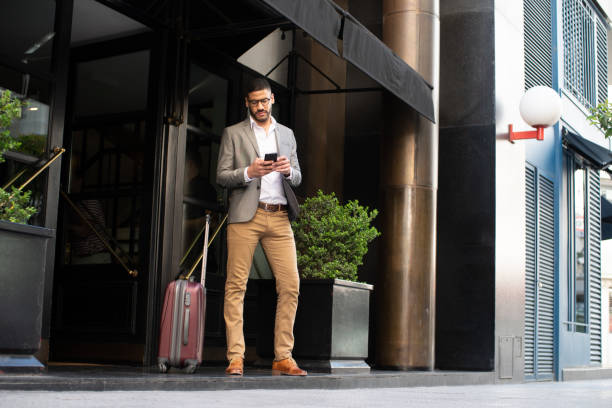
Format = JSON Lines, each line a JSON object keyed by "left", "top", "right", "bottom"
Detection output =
{"left": 244, "top": 167, "right": 254, "bottom": 182}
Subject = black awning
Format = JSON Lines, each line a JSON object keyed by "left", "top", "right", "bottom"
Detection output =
{"left": 259, "top": 0, "right": 435, "bottom": 122}
{"left": 257, "top": 0, "right": 342, "bottom": 56}
{"left": 342, "top": 17, "right": 434, "bottom": 122}
{"left": 562, "top": 128, "right": 612, "bottom": 170}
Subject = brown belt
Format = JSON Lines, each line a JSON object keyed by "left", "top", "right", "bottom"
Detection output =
{"left": 258, "top": 202, "right": 287, "bottom": 212}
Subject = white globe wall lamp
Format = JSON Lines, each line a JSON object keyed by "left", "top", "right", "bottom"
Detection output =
{"left": 509, "top": 86, "right": 562, "bottom": 142}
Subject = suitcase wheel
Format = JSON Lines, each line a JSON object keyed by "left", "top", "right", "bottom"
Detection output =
{"left": 158, "top": 361, "right": 169, "bottom": 373}
{"left": 185, "top": 364, "right": 198, "bottom": 374}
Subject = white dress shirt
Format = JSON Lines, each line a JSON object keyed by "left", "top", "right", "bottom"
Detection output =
{"left": 244, "top": 115, "right": 290, "bottom": 204}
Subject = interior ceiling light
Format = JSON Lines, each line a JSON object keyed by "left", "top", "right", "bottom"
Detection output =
{"left": 24, "top": 32, "right": 56, "bottom": 55}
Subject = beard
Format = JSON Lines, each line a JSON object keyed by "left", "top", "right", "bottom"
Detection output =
{"left": 250, "top": 107, "right": 270, "bottom": 123}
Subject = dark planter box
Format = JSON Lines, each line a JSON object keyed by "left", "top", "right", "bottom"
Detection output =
{"left": 0, "top": 220, "right": 54, "bottom": 372}
{"left": 257, "top": 278, "right": 373, "bottom": 373}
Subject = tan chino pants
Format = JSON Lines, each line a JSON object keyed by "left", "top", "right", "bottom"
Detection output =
{"left": 224, "top": 208, "right": 300, "bottom": 362}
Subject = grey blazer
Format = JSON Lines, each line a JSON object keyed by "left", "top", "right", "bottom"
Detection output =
{"left": 216, "top": 117, "right": 302, "bottom": 224}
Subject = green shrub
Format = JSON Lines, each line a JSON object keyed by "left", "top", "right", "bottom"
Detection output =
{"left": 0, "top": 89, "right": 36, "bottom": 223}
{"left": 292, "top": 190, "right": 380, "bottom": 282}
{"left": 0, "top": 187, "right": 37, "bottom": 223}
{"left": 0, "top": 89, "right": 24, "bottom": 162}
{"left": 587, "top": 99, "right": 612, "bottom": 138}
{"left": 14, "top": 134, "right": 46, "bottom": 157}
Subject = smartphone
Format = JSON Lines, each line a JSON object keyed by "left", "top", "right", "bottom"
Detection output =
{"left": 264, "top": 153, "right": 278, "bottom": 162}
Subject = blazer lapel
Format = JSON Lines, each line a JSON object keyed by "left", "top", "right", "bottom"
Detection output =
{"left": 241, "top": 117, "right": 260, "bottom": 157}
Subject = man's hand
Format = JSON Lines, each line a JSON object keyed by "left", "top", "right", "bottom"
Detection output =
{"left": 273, "top": 156, "right": 291, "bottom": 176}
{"left": 247, "top": 158, "right": 275, "bottom": 179}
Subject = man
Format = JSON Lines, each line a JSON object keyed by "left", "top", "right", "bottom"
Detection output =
{"left": 216, "top": 77, "right": 306, "bottom": 377}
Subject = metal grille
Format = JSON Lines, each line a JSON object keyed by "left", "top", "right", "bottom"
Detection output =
{"left": 525, "top": 165, "right": 537, "bottom": 376}
{"left": 524, "top": 0, "right": 553, "bottom": 90}
{"left": 524, "top": 165, "right": 555, "bottom": 379}
{"left": 563, "top": 0, "right": 607, "bottom": 109}
{"left": 537, "top": 174, "right": 555, "bottom": 376}
{"left": 587, "top": 168, "right": 602, "bottom": 363}
{"left": 596, "top": 19, "right": 608, "bottom": 104}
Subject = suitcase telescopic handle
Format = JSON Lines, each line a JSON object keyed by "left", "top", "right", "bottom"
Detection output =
{"left": 200, "top": 213, "right": 210, "bottom": 287}
{"left": 185, "top": 213, "right": 228, "bottom": 282}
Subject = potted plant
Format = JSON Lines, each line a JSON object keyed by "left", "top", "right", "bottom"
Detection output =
{"left": 257, "top": 190, "right": 380, "bottom": 373}
{"left": 0, "top": 89, "right": 55, "bottom": 372}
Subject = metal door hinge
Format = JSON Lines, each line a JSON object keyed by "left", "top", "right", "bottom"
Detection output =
{"left": 165, "top": 115, "right": 183, "bottom": 127}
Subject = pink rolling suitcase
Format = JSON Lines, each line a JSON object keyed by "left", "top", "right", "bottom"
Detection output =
{"left": 157, "top": 214, "right": 211, "bottom": 373}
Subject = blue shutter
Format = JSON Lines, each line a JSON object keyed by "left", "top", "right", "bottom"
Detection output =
{"left": 524, "top": 0, "right": 553, "bottom": 90}
{"left": 525, "top": 165, "right": 537, "bottom": 376}
{"left": 525, "top": 165, "right": 555, "bottom": 379}
{"left": 587, "top": 168, "right": 602, "bottom": 363}
{"left": 537, "top": 173, "right": 555, "bottom": 377}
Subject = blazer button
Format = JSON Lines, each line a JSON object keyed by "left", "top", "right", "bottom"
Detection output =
{"left": 256, "top": 186, "right": 260, "bottom": 190}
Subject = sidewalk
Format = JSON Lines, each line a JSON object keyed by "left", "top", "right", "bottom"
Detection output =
{"left": 2, "top": 379, "right": 612, "bottom": 408}
{"left": 0, "top": 363, "right": 495, "bottom": 391}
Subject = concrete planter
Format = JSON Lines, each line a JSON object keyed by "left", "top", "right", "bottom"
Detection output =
{"left": 257, "top": 278, "right": 373, "bottom": 373}
{"left": 0, "top": 220, "right": 54, "bottom": 372}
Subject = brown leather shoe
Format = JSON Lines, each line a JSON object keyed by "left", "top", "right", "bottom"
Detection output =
{"left": 271, "top": 358, "right": 307, "bottom": 376}
{"left": 225, "top": 358, "right": 243, "bottom": 376}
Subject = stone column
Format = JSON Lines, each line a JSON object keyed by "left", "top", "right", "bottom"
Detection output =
{"left": 376, "top": 0, "right": 439, "bottom": 370}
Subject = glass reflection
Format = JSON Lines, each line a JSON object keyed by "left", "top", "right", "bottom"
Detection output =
{"left": 574, "top": 167, "right": 586, "bottom": 333}
{"left": 180, "top": 64, "right": 227, "bottom": 277}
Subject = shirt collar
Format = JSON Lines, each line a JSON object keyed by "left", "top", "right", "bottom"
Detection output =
{"left": 249, "top": 114, "right": 276, "bottom": 132}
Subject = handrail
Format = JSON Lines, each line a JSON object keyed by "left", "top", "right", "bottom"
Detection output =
{"left": 18, "top": 147, "right": 65, "bottom": 191}
{"left": 1, "top": 147, "right": 66, "bottom": 211}
{"left": 3, "top": 147, "right": 66, "bottom": 192}
{"left": 60, "top": 189, "right": 138, "bottom": 278}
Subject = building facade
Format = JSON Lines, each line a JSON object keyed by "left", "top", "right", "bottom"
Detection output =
{"left": 500, "top": 0, "right": 612, "bottom": 380}
{"left": 438, "top": 0, "right": 612, "bottom": 382}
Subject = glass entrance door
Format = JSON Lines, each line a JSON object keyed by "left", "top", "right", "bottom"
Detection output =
{"left": 51, "top": 46, "right": 153, "bottom": 364}
{"left": 180, "top": 63, "right": 228, "bottom": 360}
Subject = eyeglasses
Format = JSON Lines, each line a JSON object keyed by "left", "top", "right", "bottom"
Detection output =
{"left": 248, "top": 98, "right": 271, "bottom": 107}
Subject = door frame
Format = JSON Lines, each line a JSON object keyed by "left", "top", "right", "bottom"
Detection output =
{"left": 51, "top": 32, "right": 160, "bottom": 363}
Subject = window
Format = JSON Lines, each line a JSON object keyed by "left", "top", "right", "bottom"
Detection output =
{"left": 566, "top": 154, "right": 604, "bottom": 363}
{"left": 562, "top": 0, "right": 608, "bottom": 109}
{"left": 573, "top": 166, "right": 587, "bottom": 332}
{"left": 0, "top": 1, "right": 57, "bottom": 226}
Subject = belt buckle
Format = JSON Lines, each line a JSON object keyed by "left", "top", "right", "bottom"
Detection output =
{"left": 260, "top": 202, "right": 277, "bottom": 212}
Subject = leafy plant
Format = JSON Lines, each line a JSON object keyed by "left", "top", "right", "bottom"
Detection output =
{"left": 0, "top": 89, "right": 36, "bottom": 223}
{"left": 0, "top": 187, "right": 37, "bottom": 223}
{"left": 0, "top": 89, "right": 25, "bottom": 162}
{"left": 587, "top": 99, "right": 612, "bottom": 138}
{"left": 292, "top": 190, "right": 380, "bottom": 282}
{"left": 14, "top": 134, "right": 46, "bottom": 157}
